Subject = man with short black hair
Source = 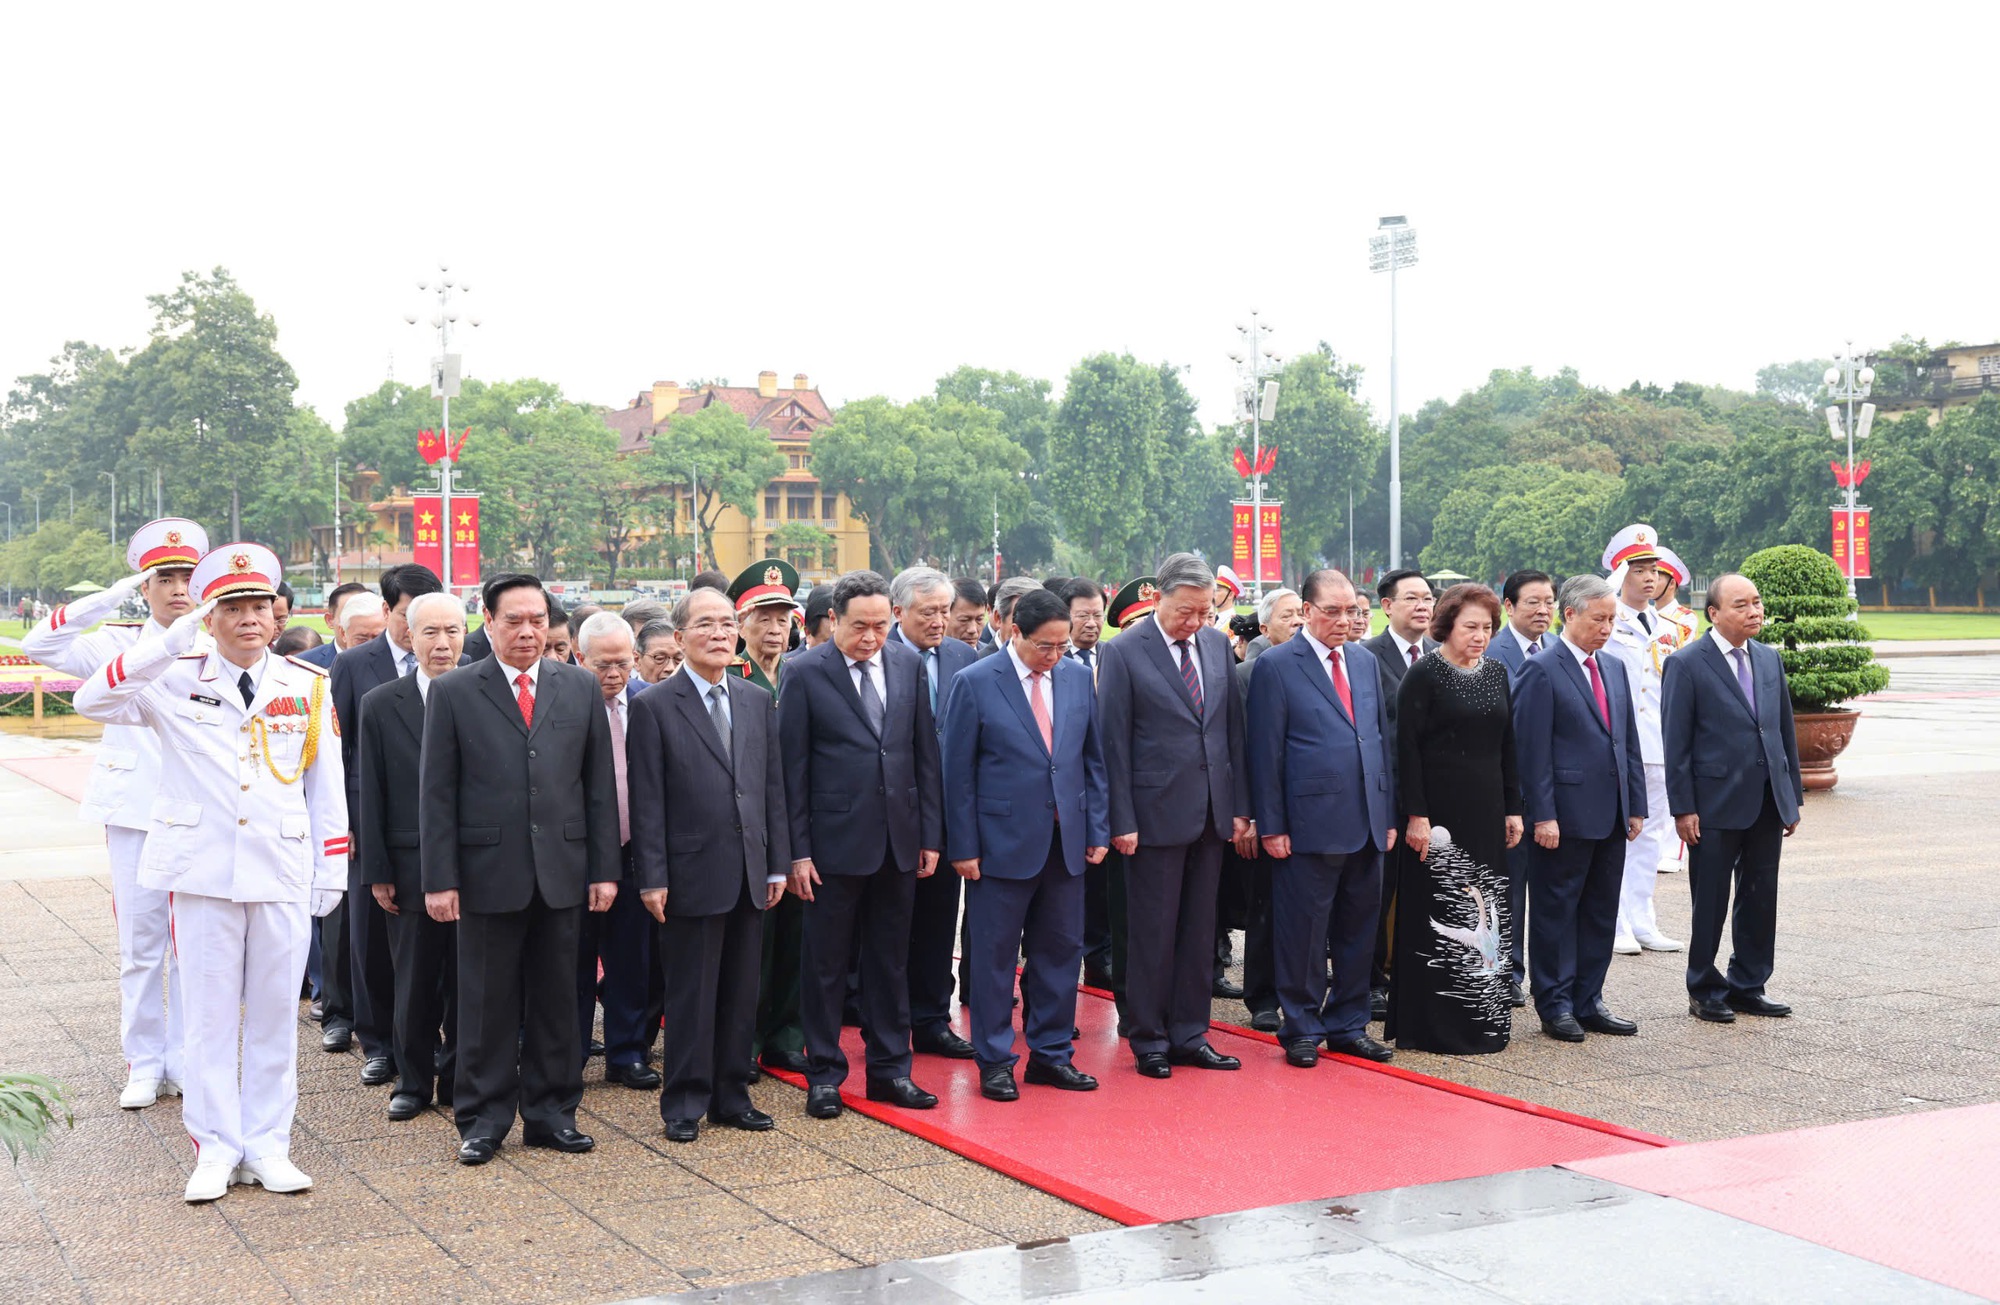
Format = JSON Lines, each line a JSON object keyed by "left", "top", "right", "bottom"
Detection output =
{"left": 948, "top": 577, "right": 989, "bottom": 647}
{"left": 1063, "top": 578, "right": 1106, "bottom": 675}
{"left": 634, "top": 618, "right": 681, "bottom": 684}
{"left": 1485, "top": 568, "right": 1556, "bottom": 1005}
{"left": 544, "top": 598, "right": 575, "bottom": 665}
{"left": 271, "top": 582, "right": 295, "bottom": 640}
{"left": 975, "top": 576, "right": 1042, "bottom": 661}
{"left": 1361, "top": 567, "right": 1436, "bottom": 1015}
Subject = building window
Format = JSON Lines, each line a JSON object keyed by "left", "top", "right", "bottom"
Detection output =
{"left": 821, "top": 493, "right": 838, "bottom": 521}
{"left": 764, "top": 491, "right": 780, "bottom": 525}
{"left": 787, "top": 489, "right": 815, "bottom": 521}
{"left": 788, "top": 451, "right": 811, "bottom": 471}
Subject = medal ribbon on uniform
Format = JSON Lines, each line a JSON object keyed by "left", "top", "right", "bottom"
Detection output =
{"left": 249, "top": 675, "right": 326, "bottom": 785}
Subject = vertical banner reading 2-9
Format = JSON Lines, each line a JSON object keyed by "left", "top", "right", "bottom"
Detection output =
{"left": 413, "top": 494, "right": 482, "bottom": 588}
{"left": 1830, "top": 507, "right": 1871, "bottom": 580}
{"left": 1231, "top": 501, "right": 1284, "bottom": 585}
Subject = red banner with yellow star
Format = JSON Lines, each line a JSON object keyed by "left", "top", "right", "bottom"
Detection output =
{"left": 412, "top": 494, "right": 481, "bottom": 587}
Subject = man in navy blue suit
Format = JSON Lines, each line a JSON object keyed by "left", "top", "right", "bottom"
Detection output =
{"left": 1247, "top": 569, "right": 1399, "bottom": 1069}
{"left": 780, "top": 570, "right": 944, "bottom": 1119}
{"left": 1482, "top": 569, "right": 1557, "bottom": 1006}
{"left": 1511, "top": 574, "right": 1648, "bottom": 1043}
{"left": 887, "top": 567, "right": 979, "bottom": 1059}
{"left": 941, "top": 588, "right": 1109, "bottom": 1102}
{"left": 1661, "top": 573, "right": 1802, "bottom": 1024}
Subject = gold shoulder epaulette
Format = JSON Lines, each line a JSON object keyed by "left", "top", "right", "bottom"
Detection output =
{"left": 286, "top": 655, "right": 329, "bottom": 677}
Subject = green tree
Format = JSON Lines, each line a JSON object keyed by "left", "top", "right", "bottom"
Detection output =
{"left": 1469, "top": 470, "right": 1623, "bottom": 581}
{"left": 1260, "top": 344, "right": 1382, "bottom": 577}
{"left": 442, "top": 380, "right": 622, "bottom": 579}
{"left": 770, "top": 521, "right": 838, "bottom": 572}
{"left": 1046, "top": 354, "right": 1203, "bottom": 578}
{"left": 1754, "top": 359, "right": 1834, "bottom": 410}
{"left": 337, "top": 381, "right": 435, "bottom": 490}
{"left": 637, "top": 404, "right": 785, "bottom": 568}
{"left": 242, "top": 409, "right": 340, "bottom": 571}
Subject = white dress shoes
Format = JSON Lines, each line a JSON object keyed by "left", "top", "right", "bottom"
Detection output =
{"left": 1613, "top": 933, "right": 1642, "bottom": 956}
{"left": 233, "top": 1156, "right": 313, "bottom": 1194}
{"left": 183, "top": 1162, "right": 235, "bottom": 1203}
{"left": 119, "top": 1077, "right": 161, "bottom": 1110}
{"left": 1635, "top": 930, "right": 1684, "bottom": 952}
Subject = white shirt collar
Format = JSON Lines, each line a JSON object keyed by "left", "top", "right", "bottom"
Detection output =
{"left": 1509, "top": 624, "right": 1543, "bottom": 656}
{"left": 1709, "top": 626, "right": 1751, "bottom": 656}
{"left": 500, "top": 657, "right": 541, "bottom": 691}
{"left": 1560, "top": 634, "right": 1596, "bottom": 667}
{"left": 1389, "top": 627, "right": 1421, "bottom": 660}
{"left": 1299, "top": 627, "right": 1341, "bottom": 665}
{"left": 1005, "top": 641, "right": 1039, "bottom": 684}
{"left": 681, "top": 661, "right": 727, "bottom": 695}
{"left": 217, "top": 649, "right": 270, "bottom": 696}
{"left": 416, "top": 669, "right": 437, "bottom": 702}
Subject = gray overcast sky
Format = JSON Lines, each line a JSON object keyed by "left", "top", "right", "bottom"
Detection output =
{"left": 4, "top": 4, "right": 1991, "bottom": 435}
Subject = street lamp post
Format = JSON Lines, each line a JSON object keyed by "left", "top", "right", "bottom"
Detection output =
{"left": 26, "top": 490, "right": 40, "bottom": 533}
{"left": 404, "top": 265, "right": 479, "bottom": 594}
{"left": 1824, "top": 344, "right": 1876, "bottom": 603}
{"left": 99, "top": 471, "right": 116, "bottom": 541}
{"left": 1369, "top": 216, "right": 1417, "bottom": 569}
{"left": 1230, "top": 312, "right": 1283, "bottom": 602}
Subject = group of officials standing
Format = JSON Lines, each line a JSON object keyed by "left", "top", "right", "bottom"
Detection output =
{"left": 29, "top": 514, "right": 1805, "bottom": 1204}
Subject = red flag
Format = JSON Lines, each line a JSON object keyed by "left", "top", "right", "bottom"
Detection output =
{"left": 1854, "top": 459, "right": 1870, "bottom": 486}
{"left": 418, "top": 429, "right": 446, "bottom": 465}
{"left": 448, "top": 427, "right": 471, "bottom": 460}
{"left": 1257, "top": 446, "right": 1278, "bottom": 475}
{"left": 1232, "top": 447, "right": 1252, "bottom": 478}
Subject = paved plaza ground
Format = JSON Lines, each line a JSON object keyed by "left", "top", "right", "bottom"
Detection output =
{"left": 1, "top": 655, "right": 1994, "bottom": 1302}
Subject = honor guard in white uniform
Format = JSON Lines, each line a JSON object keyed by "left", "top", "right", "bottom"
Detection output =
{"left": 73, "top": 544, "right": 347, "bottom": 1203}
{"left": 1602, "top": 524, "right": 1683, "bottom": 955}
{"left": 1648, "top": 546, "right": 1697, "bottom": 872}
{"left": 22, "top": 517, "right": 209, "bottom": 1109}
{"left": 1210, "top": 565, "right": 1244, "bottom": 629}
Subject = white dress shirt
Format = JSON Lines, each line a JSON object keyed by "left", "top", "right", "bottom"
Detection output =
{"left": 845, "top": 652, "right": 884, "bottom": 709}
{"left": 1709, "top": 627, "right": 1751, "bottom": 657}
{"left": 1506, "top": 624, "right": 1544, "bottom": 659}
{"left": 1298, "top": 627, "right": 1353, "bottom": 696}
{"left": 1005, "top": 643, "right": 1057, "bottom": 736}
{"left": 416, "top": 670, "right": 437, "bottom": 703}
{"left": 1388, "top": 628, "right": 1424, "bottom": 665}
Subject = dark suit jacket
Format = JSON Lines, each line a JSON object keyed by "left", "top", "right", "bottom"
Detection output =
{"left": 1363, "top": 629, "right": 1438, "bottom": 690}
{"left": 418, "top": 656, "right": 621, "bottom": 913}
{"left": 1484, "top": 627, "right": 1539, "bottom": 678}
{"left": 627, "top": 669, "right": 789, "bottom": 916}
{"left": 1512, "top": 640, "right": 1648, "bottom": 841}
{"left": 333, "top": 633, "right": 410, "bottom": 823}
{"left": 357, "top": 673, "right": 429, "bottom": 901}
{"left": 889, "top": 623, "right": 976, "bottom": 727}
{"left": 298, "top": 640, "right": 338, "bottom": 670}
{"left": 463, "top": 624, "right": 491, "bottom": 664}
{"left": 1096, "top": 616, "right": 1248, "bottom": 845}
{"left": 1246, "top": 634, "right": 1396, "bottom": 856}
{"left": 1661, "top": 636, "right": 1802, "bottom": 830}
{"left": 940, "top": 648, "right": 1108, "bottom": 878}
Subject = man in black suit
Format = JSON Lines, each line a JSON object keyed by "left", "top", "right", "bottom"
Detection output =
{"left": 1662, "top": 573, "right": 1803, "bottom": 1024}
{"left": 887, "top": 566, "right": 978, "bottom": 1059}
{"left": 359, "top": 591, "right": 467, "bottom": 1120}
{"left": 630, "top": 587, "right": 790, "bottom": 1142}
{"left": 1361, "top": 567, "right": 1438, "bottom": 1018}
{"left": 331, "top": 563, "right": 444, "bottom": 1085}
{"left": 1098, "top": 555, "right": 1254, "bottom": 1080}
{"left": 780, "top": 571, "right": 944, "bottom": 1119}
{"left": 419, "top": 574, "right": 621, "bottom": 1164}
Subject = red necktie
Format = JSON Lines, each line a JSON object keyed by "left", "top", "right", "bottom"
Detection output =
{"left": 1329, "top": 648, "right": 1354, "bottom": 720}
{"left": 1584, "top": 655, "right": 1610, "bottom": 731}
{"left": 1029, "top": 671, "right": 1054, "bottom": 752}
{"left": 515, "top": 672, "right": 535, "bottom": 729}
{"left": 1408, "top": 643, "right": 1419, "bottom": 667}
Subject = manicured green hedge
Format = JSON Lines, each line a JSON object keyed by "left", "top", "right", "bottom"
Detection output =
{"left": 1740, "top": 545, "right": 1891, "bottom": 711}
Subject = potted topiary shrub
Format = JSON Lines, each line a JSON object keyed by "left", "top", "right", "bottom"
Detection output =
{"left": 1738, "top": 544, "right": 1890, "bottom": 791}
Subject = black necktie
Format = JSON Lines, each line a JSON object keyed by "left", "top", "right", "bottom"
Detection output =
{"left": 1639, "top": 610, "right": 1654, "bottom": 633}
{"left": 238, "top": 671, "right": 254, "bottom": 707}
{"left": 856, "top": 661, "right": 885, "bottom": 735}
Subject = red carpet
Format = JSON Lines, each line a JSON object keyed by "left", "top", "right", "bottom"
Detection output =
{"left": 773, "top": 987, "right": 1667, "bottom": 1224}
{"left": 1570, "top": 1104, "right": 2000, "bottom": 1300}
{"left": 1, "top": 756, "right": 94, "bottom": 803}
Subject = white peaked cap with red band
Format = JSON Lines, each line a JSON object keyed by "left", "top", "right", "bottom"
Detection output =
{"left": 1214, "top": 564, "right": 1243, "bottom": 598}
{"left": 1652, "top": 546, "right": 1689, "bottom": 588}
{"left": 1601, "top": 523, "right": 1663, "bottom": 573}
{"left": 191, "top": 542, "right": 283, "bottom": 603}
{"left": 125, "top": 517, "right": 209, "bottom": 572}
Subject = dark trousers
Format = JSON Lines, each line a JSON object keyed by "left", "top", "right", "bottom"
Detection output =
{"left": 576, "top": 863, "right": 656, "bottom": 1068}
{"left": 1685, "top": 794, "right": 1783, "bottom": 1004}
{"left": 453, "top": 893, "right": 583, "bottom": 1141}
{"left": 963, "top": 831, "right": 1084, "bottom": 1071}
{"left": 800, "top": 855, "right": 917, "bottom": 1088}
{"left": 658, "top": 886, "right": 763, "bottom": 1123}
{"left": 1504, "top": 841, "right": 1530, "bottom": 987}
{"left": 1273, "top": 849, "right": 1382, "bottom": 1045}
{"left": 347, "top": 860, "right": 397, "bottom": 1057}
{"left": 754, "top": 893, "right": 805, "bottom": 1058}
{"left": 1241, "top": 852, "right": 1277, "bottom": 1017}
{"left": 387, "top": 899, "right": 456, "bottom": 1101}
{"left": 317, "top": 899, "right": 349, "bottom": 1027}
{"left": 1370, "top": 846, "right": 1408, "bottom": 992}
{"left": 1528, "top": 833, "right": 1624, "bottom": 1020}
{"left": 1082, "top": 857, "right": 1114, "bottom": 982}
{"left": 907, "top": 860, "right": 963, "bottom": 1038}
{"left": 1123, "top": 835, "right": 1225, "bottom": 1056}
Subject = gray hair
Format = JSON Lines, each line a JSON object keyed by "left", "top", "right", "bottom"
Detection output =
{"left": 1558, "top": 573, "right": 1615, "bottom": 617}
{"left": 992, "top": 575, "right": 1042, "bottom": 620}
{"left": 337, "top": 591, "right": 385, "bottom": 630}
{"left": 575, "top": 610, "right": 634, "bottom": 656}
{"left": 671, "top": 586, "right": 734, "bottom": 630}
{"left": 890, "top": 566, "right": 953, "bottom": 609}
{"left": 636, "top": 619, "right": 677, "bottom": 653}
{"left": 1156, "top": 551, "right": 1215, "bottom": 597}
{"left": 621, "top": 599, "right": 669, "bottom": 630}
{"left": 405, "top": 591, "right": 463, "bottom": 629}
{"left": 1255, "top": 587, "right": 1298, "bottom": 625}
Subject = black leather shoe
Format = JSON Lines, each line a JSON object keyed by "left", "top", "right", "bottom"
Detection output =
{"left": 710, "top": 1107, "right": 775, "bottom": 1131}
{"left": 605, "top": 1063, "right": 663, "bottom": 1090}
{"left": 1082, "top": 964, "right": 1114, "bottom": 990}
{"left": 587, "top": 1039, "right": 605, "bottom": 1059}
{"left": 1211, "top": 977, "right": 1244, "bottom": 1000}
{"left": 1578, "top": 1008, "right": 1638, "bottom": 1036}
{"left": 1249, "top": 1009, "right": 1281, "bottom": 1033}
{"left": 457, "top": 1136, "right": 500, "bottom": 1165}
{"left": 865, "top": 1077, "right": 938, "bottom": 1109}
{"left": 1690, "top": 998, "right": 1738, "bottom": 1022}
{"left": 360, "top": 1056, "right": 395, "bottom": 1086}
{"left": 387, "top": 1091, "right": 427, "bottom": 1121}
{"left": 805, "top": 1085, "right": 842, "bottom": 1119}
{"left": 321, "top": 1022, "right": 352, "bottom": 1053}
{"left": 309, "top": 1000, "right": 325, "bottom": 1022}
{"left": 1726, "top": 993, "right": 1792, "bottom": 1018}
{"left": 1285, "top": 1039, "right": 1320, "bottom": 1068}
{"left": 912, "top": 1028, "right": 977, "bottom": 1060}
{"left": 1135, "top": 1052, "right": 1172, "bottom": 1079}
{"left": 1324, "top": 1034, "right": 1393, "bottom": 1063}
{"left": 760, "top": 1048, "right": 809, "bottom": 1074}
{"left": 1541, "top": 1014, "right": 1587, "bottom": 1042}
{"left": 663, "top": 1118, "right": 699, "bottom": 1143}
{"left": 1369, "top": 989, "right": 1389, "bottom": 1021}
{"left": 980, "top": 1066, "right": 1019, "bottom": 1101}
{"left": 746, "top": 1061, "right": 762, "bottom": 1084}
{"left": 1023, "top": 1060, "right": 1098, "bottom": 1091}
{"left": 1507, "top": 981, "right": 1527, "bottom": 1009}
{"left": 523, "top": 1128, "right": 594, "bottom": 1154}
{"left": 1169, "top": 1043, "right": 1242, "bottom": 1070}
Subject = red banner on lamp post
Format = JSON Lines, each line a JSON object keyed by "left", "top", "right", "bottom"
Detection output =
{"left": 414, "top": 494, "right": 481, "bottom": 587}
{"left": 1830, "top": 507, "right": 1871, "bottom": 580}
{"left": 1230, "top": 501, "right": 1283, "bottom": 585}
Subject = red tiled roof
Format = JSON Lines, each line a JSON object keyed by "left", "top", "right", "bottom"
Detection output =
{"left": 606, "top": 384, "right": 834, "bottom": 456}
